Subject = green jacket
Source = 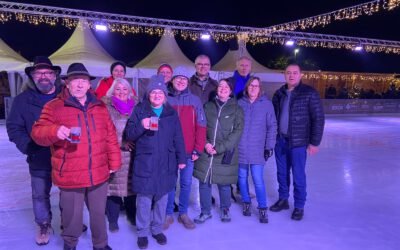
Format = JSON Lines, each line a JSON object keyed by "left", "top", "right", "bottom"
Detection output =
{"left": 194, "top": 97, "right": 244, "bottom": 184}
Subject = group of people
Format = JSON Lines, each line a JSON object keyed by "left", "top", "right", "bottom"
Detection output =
{"left": 6, "top": 54, "right": 325, "bottom": 250}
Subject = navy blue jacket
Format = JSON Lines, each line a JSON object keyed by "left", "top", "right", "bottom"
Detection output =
{"left": 272, "top": 82, "right": 325, "bottom": 148}
{"left": 6, "top": 80, "right": 61, "bottom": 177}
{"left": 125, "top": 100, "right": 186, "bottom": 198}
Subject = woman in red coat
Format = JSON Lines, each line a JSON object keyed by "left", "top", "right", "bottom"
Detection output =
{"left": 95, "top": 61, "right": 137, "bottom": 99}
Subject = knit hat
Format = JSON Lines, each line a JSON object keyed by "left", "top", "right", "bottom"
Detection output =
{"left": 172, "top": 66, "right": 189, "bottom": 80}
{"left": 110, "top": 61, "right": 126, "bottom": 75}
{"left": 147, "top": 75, "right": 168, "bottom": 96}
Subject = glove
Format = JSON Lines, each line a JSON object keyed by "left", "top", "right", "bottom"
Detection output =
{"left": 264, "top": 149, "right": 273, "bottom": 161}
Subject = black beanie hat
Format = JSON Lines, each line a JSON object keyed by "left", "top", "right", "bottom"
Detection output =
{"left": 110, "top": 61, "right": 126, "bottom": 75}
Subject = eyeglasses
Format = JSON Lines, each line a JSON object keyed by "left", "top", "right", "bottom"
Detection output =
{"left": 196, "top": 63, "right": 210, "bottom": 67}
{"left": 31, "top": 71, "right": 55, "bottom": 78}
{"left": 149, "top": 91, "right": 165, "bottom": 96}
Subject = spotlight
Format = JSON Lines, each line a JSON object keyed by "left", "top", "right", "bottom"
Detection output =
{"left": 285, "top": 39, "right": 295, "bottom": 46}
{"left": 200, "top": 32, "right": 211, "bottom": 40}
{"left": 95, "top": 24, "right": 107, "bottom": 31}
{"left": 354, "top": 45, "right": 363, "bottom": 51}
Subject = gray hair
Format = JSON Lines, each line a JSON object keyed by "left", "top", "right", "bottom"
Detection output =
{"left": 106, "top": 78, "right": 134, "bottom": 99}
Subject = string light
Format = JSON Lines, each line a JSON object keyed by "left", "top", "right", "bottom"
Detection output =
{"left": 302, "top": 72, "right": 398, "bottom": 82}
{"left": 0, "top": 0, "right": 399, "bottom": 53}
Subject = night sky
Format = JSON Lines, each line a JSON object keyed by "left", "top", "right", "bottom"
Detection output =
{"left": 0, "top": 0, "right": 399, "bottom": 73}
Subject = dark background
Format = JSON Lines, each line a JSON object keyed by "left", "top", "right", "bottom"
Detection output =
{"left": 0, "top": 0, "right": 399, "bottom": 73}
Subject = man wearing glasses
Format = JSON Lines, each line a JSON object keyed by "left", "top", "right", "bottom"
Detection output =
{"left": 7, "top": 56, "right": 62, "bottom": 246}
{"left": 189, "top": 54, "right": 218, "bottom": 104}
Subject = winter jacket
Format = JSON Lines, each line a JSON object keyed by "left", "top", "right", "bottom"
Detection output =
{"left": 167, "top": 85, "right": 206, "bottom": 155}
{"left": 272, "top": 82, "right": 325, "bottom": 148}
{"left": 194, "top": 97, "right": 244, "bottom": 185}
{"left": 189, "top": 74, "right": 218, "bottom": 104}
{"left": 227, "top": 72, "right": 251, "bottom": 99}
{"left": 104, "top": 97, "right": 134, "bottom": 197}
{"left": 124, "top": 101, "right": 186, "bottom": 197}
{"left": 31, "top": 87, "right": 121, "bottom": 189}
{"left": 6, "top": 80, "right": 62, "bottom": 177}
{"left": 95, "top": 76, "right": 137, "bottom": 100}
{"left": 238, "top": 94, "right": 277, "bottom": 165}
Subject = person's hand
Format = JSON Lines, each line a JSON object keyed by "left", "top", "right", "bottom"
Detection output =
{"left": 124, "top": 141, "right": 135, "bottom": 151}
{"left": 57, "top": 125, "right": 70, "bottom": 140}
{"left": 205, "top": 143, "right": 216, "bottom": 155}
{"left": 141, "top": 118, "right": 151, "bottom": 129}
{"left": 307, "top": 145, "right": 319, "bottom": 155}
{"left": 264, "top": 149, "right": 273, "bottom": 161}
{"left": 192, "top": 154, "right": 199, "bottom": 161}
{"left": 178, "top": 164, "right": 186, "bottom": 169}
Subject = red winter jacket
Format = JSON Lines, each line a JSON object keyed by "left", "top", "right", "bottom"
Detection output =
{"left": 31, "top": 87, "right": 121, "bottom": 189}
{"left": 95, "top": 76, "right": 137, "bottom": 99}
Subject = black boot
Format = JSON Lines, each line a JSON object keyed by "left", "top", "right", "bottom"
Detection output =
{"left": 269, "top": 199, "right": 289, "bottom": 212}
{"left": 242, "top": 202, "right": 251, "bottom": 216}
{"left": 259, "top": 208, "right": 268, "bottom": 223}
{"left": 291, "top": 208, "right": 304, "bottom": 221}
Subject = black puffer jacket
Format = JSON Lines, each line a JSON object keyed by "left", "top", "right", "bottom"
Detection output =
{"left": 272, "top": 83, "right": 325, "bottom": 148}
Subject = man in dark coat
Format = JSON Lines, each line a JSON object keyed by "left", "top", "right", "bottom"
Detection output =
{"left": 6, "top": 56, "right": 61, "bottom": 246}
{"left": 270, "top": 63, "right": 325, "bottom": 221}
{"left": 189, "top": 55, "right": 218, "bottom": 104}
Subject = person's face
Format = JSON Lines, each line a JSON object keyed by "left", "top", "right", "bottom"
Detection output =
{"left": 66, "top": 75, "right": 91, "bottom": 100}
{"left": 149, "top": 89, "right": 165, "bottom": 108}
{"left": 158, "top": 67, "right": 173, "bottom": 83}
{"left": 31, "top": 68, "right": 56, "bottom": 94}
{"left": 217, "top": 80, "right": 232, "bottom": 101}
{"left": 285, "top": 65, "right": 302, "bottom": 89}
{"left": 172, "top": 76, "right": 188, "bottom": 92}
{"left": 247, "top": 79, "right": 260, "bottom": 99}
{"left": 112, "top": 65, "right": 125, "bottom": 79}
{"left": 236, "top": 59, "right": 251, "bottom": 77}
{"left": 113, "top": 82, "right": 129, "bottom": 101}
{"left": 195, "top": 57, "right": 211, "bottom": 77}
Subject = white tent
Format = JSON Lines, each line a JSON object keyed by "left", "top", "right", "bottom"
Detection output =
{"left": 134, "top": 28, "right": 195, "bottom": 78}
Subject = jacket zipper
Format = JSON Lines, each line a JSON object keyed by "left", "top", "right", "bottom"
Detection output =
{"left": 203, "top": 101, "right": 227, "bottom": 184}
{"left": 58, "top": 151, "right": 66, "bottom": 177}
{"left": 83, "top": 109, "right": 94, "bottom": 186}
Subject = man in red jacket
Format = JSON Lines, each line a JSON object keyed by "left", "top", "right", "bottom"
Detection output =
{"left": 32, "top": 63, "right": 121, "bottom": 250}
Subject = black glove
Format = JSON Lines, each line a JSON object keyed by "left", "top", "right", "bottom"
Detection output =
{"left": 264, "top": 149, "right": 273, "bottom": 161}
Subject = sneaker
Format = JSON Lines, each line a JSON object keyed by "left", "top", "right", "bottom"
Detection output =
{"left": 242, "top": 202, "right": 251, "bottom": 216}
{"left": 220, "top": 208, "right": 231, "bottom": 222}
{"left": 269, "top": 199, "right": 289, "bottom": 212}
{"left": 291, "top": 208, "right": 304, "bottom": 221}
{"left": 137, "top": 237, "right": 148, "bottom": 249}
{"left": 36, "top": 222, "right": 53, "bottom": 245}
{"left": 108, "top": 222, "right": 119, "bottom": 232}
{"left": 259, "top": 208, "right": 269, "bottom": 223}
{"left": 152, "top": 233, "right": 167, "bottom": 245}
{"left": 93, "top": 245, "right": 112, "bottom": 250}
{"left": 178, "top": 214, "right": 196, "bottom": 229}
{"left": 163, "top": 214, "right": 174, "bottom": 230}
{"left": 194, "top": 213, "right": 212, "bottom": 224}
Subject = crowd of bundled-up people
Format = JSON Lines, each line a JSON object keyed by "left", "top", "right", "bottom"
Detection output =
{"left": 6, "top": 54, "right": 325, "bottom": 250}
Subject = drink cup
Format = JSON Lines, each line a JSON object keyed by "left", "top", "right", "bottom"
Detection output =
{"left": 67, "top": 127, "right": 81, "bottom": 143}
{"left": 149, "top": 116, "right": 159, "bottom": 131}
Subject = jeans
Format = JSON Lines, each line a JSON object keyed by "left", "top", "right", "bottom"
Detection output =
{"left": 166, "top": 158, "right": 193, "bottom": 215}
{"left": 274, "top": 136, "right": 307, "bottom": 208}
{"left": 136, "top": 193, "right": 168, "bottom": 237}
{"left": 199, "top": 178, "right": 231, "bottom": 214}
{"left": 31, "top": 175, "right": 52, "bottom": 225}
{"left": 238, "top": 164, "right": 267, "bottom": 208}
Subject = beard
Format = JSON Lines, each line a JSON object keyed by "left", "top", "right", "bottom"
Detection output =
{"left": 34, "top": 78, "right": 56, "bottom": 94}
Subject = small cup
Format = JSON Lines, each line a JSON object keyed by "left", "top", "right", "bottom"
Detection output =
{"left": 67, "top": 127, "right": 81, "bottom": 143}
{"left": 149, "top": 116, "right": 159, "bottom": 131}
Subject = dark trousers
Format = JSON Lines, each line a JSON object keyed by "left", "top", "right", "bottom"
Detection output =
{"left": 60, "top": 182, "right": 108, "bottom": 248}
{"left": 106, "top": 195, "right": 137, "bottom": 223}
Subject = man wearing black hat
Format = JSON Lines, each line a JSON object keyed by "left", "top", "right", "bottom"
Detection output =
{"left": 6, "top": 56, "right": 62, "bottom": 246}
{"left": 31, "top": 62, "right": 121, "bottom": 250}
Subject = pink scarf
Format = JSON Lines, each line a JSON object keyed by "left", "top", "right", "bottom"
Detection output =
{"left": 112, "top": 96, "right": 134, "bottom": 115}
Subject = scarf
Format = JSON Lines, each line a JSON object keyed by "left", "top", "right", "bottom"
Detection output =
{"left": 112, "top": 96, "right": 134, "bottom": 115}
